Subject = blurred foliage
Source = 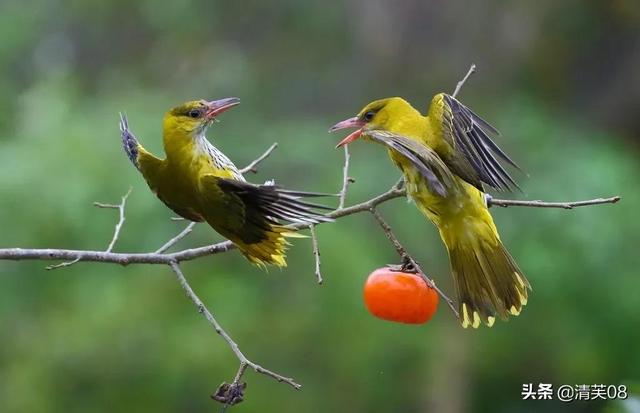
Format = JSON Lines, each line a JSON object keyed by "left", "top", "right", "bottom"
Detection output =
{"left": 0, "top": 0, "right": 639, "bottom": 412}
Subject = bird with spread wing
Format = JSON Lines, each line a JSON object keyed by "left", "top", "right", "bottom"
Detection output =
{"left": 330, "top": 93, "right": 530, "bottom": 328}
{"left": 121, "top": 97, "right": 332, "bottom": 267}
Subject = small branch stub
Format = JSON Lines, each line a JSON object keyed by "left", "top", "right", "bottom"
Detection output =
{"left": 310, "top": 225, "right": 323, "bottom": 284}
{"left": 155, "top": 221, "right": 197, "bottom": 254}
{"left": 239, "top": 143, "right": 278, "bottom": 174}
{"left": 338, "top": 145, "right": 351, "bottom": 209}
{"left": 452, "top": 64, "right": 476, "bottom": 99}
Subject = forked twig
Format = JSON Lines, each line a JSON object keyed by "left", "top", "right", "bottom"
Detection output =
{"left": 47, "top": 187, "right": 132, "bottom": 270}
{"left": 95, "top": 187, "right": 133, "bottom": 253}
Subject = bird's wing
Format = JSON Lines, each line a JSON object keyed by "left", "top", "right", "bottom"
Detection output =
{"left": 366, "top": 130, "right": 455, "bottom": 197}
{"left": 119, "top": 113, "right": 163, "bottom": 172}
{"left": 199, "top": 175, "right": 333, "bottom": 244}
{"left": 426, "top": 93, "right": 521, "bottom": 192}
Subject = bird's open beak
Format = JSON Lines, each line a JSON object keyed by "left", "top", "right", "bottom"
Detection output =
{"left": 205, "top": 97, "right": 241, "bottom": 119}
{"left": 329, "top": 117, "right": 366, "bottom": 148}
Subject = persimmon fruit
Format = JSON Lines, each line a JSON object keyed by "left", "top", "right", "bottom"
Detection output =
{"left": 363, "top": 267, "right": 439, "bottom": 324}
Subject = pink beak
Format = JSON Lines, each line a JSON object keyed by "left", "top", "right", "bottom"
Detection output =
{"left": 329, "top": 117, "right": 366, "bottom": 148}
{"left": 205, "top": 97, "right": 240, "bottom": 119}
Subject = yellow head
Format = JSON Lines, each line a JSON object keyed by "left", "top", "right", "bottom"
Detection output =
{"left": 162, "top": 97, "right": 240, "bottom": 138}
{"left": 329, "top": 97, "right": 420, "bottom": 147}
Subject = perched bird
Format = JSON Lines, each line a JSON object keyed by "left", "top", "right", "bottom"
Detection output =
{"left": 120, "top": 97, "right": 332, "bottom": 267}
{"left": 330, "top": 94, "right": 530, "bottom": 328}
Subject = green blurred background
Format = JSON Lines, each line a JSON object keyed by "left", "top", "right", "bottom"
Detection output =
{"left": 1, "top": 1, "right": 639, "bottom": 412}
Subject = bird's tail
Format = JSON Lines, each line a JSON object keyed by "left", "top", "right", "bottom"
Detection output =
{"left": 234, "top": 228, "right": 292, "bottom": 267}
{"left": 439, "top": 214, "right": 530, "bottom": 328}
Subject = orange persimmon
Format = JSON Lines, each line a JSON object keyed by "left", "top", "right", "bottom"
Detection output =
{"left": 363, "top": 267, "right": 438, "bottom": 324}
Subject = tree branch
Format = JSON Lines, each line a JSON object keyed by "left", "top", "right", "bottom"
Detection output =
{"left": 309, "top": 225, "right": 323, "bottom": 284}
{"left": 169, "top": 262, "right": 300, "bottom": 395}
{"left": 239, "top": 143, "right": 278, "bottom": 174}
{"left": 337, "top": 145, "right": 352, "bottom": 209}
{"left": 46, "top": 188, "right": 132, "bottom": 270}
{"left": 487, "top": 195, "right": 621, "bottom": 209}
{"left": 94, "top": 187, "right": 132, "bottom": 253}
{"left": 2, "top": 188, "right": 620, "bottom": 266}
{"left": 154, "top": 221, "right": 197, "bottom": 254}
{"left": 452, "top": 64, "right": 476, "bottom": 99}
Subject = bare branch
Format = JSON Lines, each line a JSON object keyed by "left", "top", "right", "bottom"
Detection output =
{"left": 487, "top": 195, "right": 621, "bottom": 209}
{"left": 239, "top": 143, "right": 278, "bottom": 174}
{"left": 369, "top": 208, "right": 459, "bottom": 318}
{"left": 232, "top": 362, "right": 249, "bottom": 384}
{"left": 155, "top": 221, "right": 198, "bottom": 254}
{"left": 451, "top": 64, "right": 476, "bottom": 99}
{"left": 0, "top": 189, "right": 621, "bottom": 269}
{"left": 0, "top": 241, "right": 233, "bottom": 265}
{"left": 337, "top": 145, "right": 352, "bottom": 209}
{"left": 94, "top": 187, "right": 132, "bottom": 253}
{"left": 0, "top": 186, "right": 407, "bottom": 267}
{"left": 322, "top": 185, "right": 406, "bottom": 221}
{"left": 309, "top": 225, "right": 323, "bottom": 284}
{"left": 169, "top": 262, "right": 301, "bottom": 393}
{"left": 2, "top": 185, "right": 620, "bottom": 266}
{"left": 0, "top": 130, "right": 623, "bottom": 405}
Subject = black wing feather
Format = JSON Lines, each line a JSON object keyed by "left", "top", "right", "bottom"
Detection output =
{"left": 442, "top": 94, "right": 522, "bottom": 191}
{"left": 215, "top": 178, "right": 334, "bottom": 225}
{"left": 366, "top": 130, "right": 455, "bottom": 197}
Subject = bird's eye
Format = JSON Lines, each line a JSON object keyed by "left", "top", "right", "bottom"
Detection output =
{"left": 187, "top": 109, "right": 202, "bottom": 118}
{"left": 363, "top": 111, "right": 376, "bottom": 122}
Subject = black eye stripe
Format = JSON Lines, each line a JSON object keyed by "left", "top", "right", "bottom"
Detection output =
{"left": 187, "top": 109, "right": 202, "bottom": 118}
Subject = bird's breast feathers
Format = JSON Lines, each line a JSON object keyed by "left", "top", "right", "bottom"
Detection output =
{"left": 193, "top": 136, "right": 244, "bottom": 181}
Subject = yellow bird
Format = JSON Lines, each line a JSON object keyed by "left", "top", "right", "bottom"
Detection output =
{"left": 330, "top": 94, "right": 530, "bottom": 328}
{"left": 120, "top": 97, "right": 331, "bottom": 267}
